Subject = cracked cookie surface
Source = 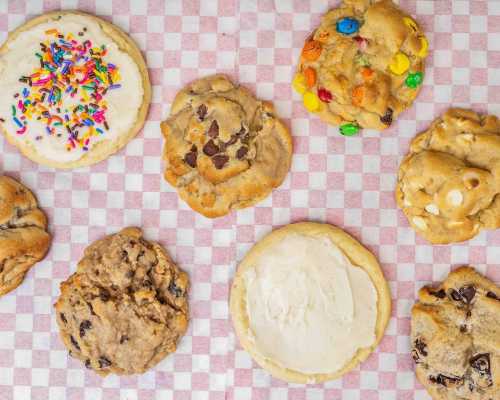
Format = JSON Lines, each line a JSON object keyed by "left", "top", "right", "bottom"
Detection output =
{"left": 54, "top": 227, "right": 189, "bottom": 376}
{"left": 411, "top": 267, "right": 500, "bottom": 400}
{"left": 293, "top": 0, "right": 428, "bottom": 132}
{"left": 396, "top": 108, "right": 500, "bottom": 244}
{"left": 0, "top": 175, "right": 51, "bottom": 296}
{"left": 161, "top": 74, "right": 292, "bottom": 218}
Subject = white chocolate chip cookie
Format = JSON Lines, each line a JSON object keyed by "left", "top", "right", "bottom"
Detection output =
{"left": 396, "top": 108, "right": 500, "bottom": 244}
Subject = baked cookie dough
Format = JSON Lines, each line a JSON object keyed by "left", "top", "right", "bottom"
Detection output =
{"left": 54, "top": 228, "right": 189, "bottom": 376}
{"left": 161, "top": 74, "right": 292, "bottom": 218}
{"left": 0, "top": 11, "right": 151, "bottom": 169}
{"left": 412, "top": 267, "right": 500, "bottom": 400}
{"left": 0, "top": 175, "right": 51, "bottom": 296}
{"left": 396, "top": 108, "right": 500, "bottom": 244}
{"left": 230, "top": 222, "right": 391, "bottom": 383}
{"left": 293, "top": 0, "right": 428, "bottom": 133}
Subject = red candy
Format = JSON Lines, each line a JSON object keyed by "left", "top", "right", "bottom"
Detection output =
{"left": 353, "top": 35, "right": 368, "bottom": 51}
{"left": 317, "top": 88, "right": 333, "bottom": 103}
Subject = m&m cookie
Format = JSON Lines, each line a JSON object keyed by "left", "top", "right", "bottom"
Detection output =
{"left": 293, "top": 0, "right": 429, "bottom": 134}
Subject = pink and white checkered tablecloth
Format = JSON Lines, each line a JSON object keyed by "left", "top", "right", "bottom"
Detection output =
{"left": 0, "top": 0, "right": 500, "bottom": 399}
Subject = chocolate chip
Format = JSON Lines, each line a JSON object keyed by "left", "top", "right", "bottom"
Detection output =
{"left": 129, "top": 240, "right": 136, "bottom": 247}
{"left": 70, "top": 335, "right": 80, "bottom": 351}
{"left": 79, "top": 320, "right": 92, "bottom": 338}
{"left": 429, "top": 374, "right": 463, "bottom": 387}
{"left": 430, "top": 289, "right": 446, "bottom": 299}
{"left": 197, "top": 104, "right": 207, "bottom": 120}
{"left": 100, "top": 289, "right": 110, "bottom": 302}
{"left": 380, "top": 108, "right": 393, "bottom": 126}
{"left": 466, "top": 310, "right": 472, "bottom": 318}
{"left": 470, "top": 353, "right": 491, "bottom": 376}
{"left": 60, "top": 313, "right": 67, "bottom": 324}
{"left": 85, "top": 359, "right": 91, "bottom": 369}
{"left": 460, "top": 325, "right": 467, "bottom": 333}
{"left": 459, "top": 285, "right": 476, "bottom": 303}
{"left": 98, "top": 356, "right": 112, "bottom": 368}
{"left": 207, "top": 120, "right": 219, "bottom": 138}
{"left": 203, "top": 139, "right": 220, "bottom": 156}
{"left": 414, "top": 338, "right": 428, "bottom": 356}
{"left": 120, "top": 335, "right": 129, "bottom": 344}
{"left": 450, "top": 289, "right": 462, "bottom": 302}
{"left": 121, "top": 250, "right": 128, "bottom": 259}
{"left": 236, "top": 146, "right": 248, "bottom": 159}
{"left": 212, "top": 154, "right": 229, "bottom": 169}
{"left": 184, "top": 151, "right": 197, "bottom": 168}
{"left": 168, "top": 281, "right": 183, "bottom": 297}
{"left": 486, "top": 291, "right": 499, "bottom": 301}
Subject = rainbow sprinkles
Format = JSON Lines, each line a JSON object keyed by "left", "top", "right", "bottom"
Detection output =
{"left": 10, "top": 28, "right": 121, "bottom": 152}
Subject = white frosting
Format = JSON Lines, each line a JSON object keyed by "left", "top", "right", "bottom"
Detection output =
{"left": 0, "top": 14, "right": 143, "bottom": 162}
{"left": 244, "top": 234, "right": 378, "bottom": 375}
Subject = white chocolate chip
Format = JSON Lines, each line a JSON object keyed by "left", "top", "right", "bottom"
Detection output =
{"left": 412, "top": 216, "right": 427, "bottom": 230}
{"left": 424, "top": 203, "right": 440, "bottom": 215}
{"left": 447, "top": 190, "right": 463, "bottom": 206}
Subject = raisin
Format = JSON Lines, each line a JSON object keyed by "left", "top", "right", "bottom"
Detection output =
{"left": 197, "top": 104, "right": 207, "bottom": 120}
{"left": 168, "top": 281, "right": 183, "bottom": 297}
{"left": 486, "top": 291, "right": 499, "bottom": 301}
{"left": 184, "top": 151, "right": 197, "bottom": 168}
{"left": 207, "top": 120, "right": 219, "bottom": 138}
{"left": 380, "top": 108, "right": 393, "bottom": 125}
{"left": 98, "top": 357, "right": 112, "bottom": 368}
{"left": 236, "top": 146, "right": 248, "bottom": 159}
{"left": 79, "top": 320, "right": 92, "bottom": 338}
{"left": 429, "top": 289, "right": 446, "bottom": 299}
{"left": 212, "top": 154, "right": 229, "bottom": 169}
{"left": 459, "top": 285, "right": 476, "bottom": 303}
{"left": 70, "top": 335, "right": 80, "bottom": 351}
{"left": 470, "top": 353, "right": 491, "bottom": 376}
{"left": 60, "top": 313, "right": 67, "bottom": 324}
{"left": 203, "top": 139, "right": 219, "bottom": 156}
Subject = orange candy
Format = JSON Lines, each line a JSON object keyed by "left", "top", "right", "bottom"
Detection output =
{"left": 352, "top": 85, "right": 365, "bottom": 106}
{"left": 301, "top": 40, "right": 322, "bottom": 62}
{"left": 361, "top": 67, "right": 374, "bottom": 80}
{"left": 304, "top": 67, "right": 316, "bottom": 88}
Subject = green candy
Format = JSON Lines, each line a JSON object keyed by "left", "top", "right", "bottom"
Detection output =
{"left": 406, "top": 71, "right": 424, "bottom": 89}
{"left": 340, "top": 123, "right": 360, "bottom": 136}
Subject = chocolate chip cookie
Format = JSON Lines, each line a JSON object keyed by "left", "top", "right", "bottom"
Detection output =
{"left": 54, "top": 228, "right": 189, "bottom": 376}
{"left": 161, "top": 74, "right": 292, "bottom": 218}
{"left": 0, "top": 175, "right": 51, "bottom": 296}
{"left": 412, "top": 267, "right": 500, "bottom": 400}
{"left": 293, "top": 0, "right": 428, "bottom": 133}
{"left": 396, "top": 108, "right": 500, "bottom": 244}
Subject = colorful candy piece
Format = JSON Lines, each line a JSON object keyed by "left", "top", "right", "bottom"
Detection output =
{"left": 303, "top": 91, "right": 321, "bottom": 112}
{"left": 301, "top": 40, "right": 322, "bottom": 62}
{"left": 317, "top": 87, "right": 333, "bottom": 103}
{"left": 352, "top": 85, "right": 365, "bottom": 107}
{"left": 417, "top": 36, "right": 428, "bottom": 58}
{"left": 292, "top": 73, "right": 307, "bottom": 94}
{"left": 403, "top": 17, "right": 419, "bottom": 32}
{"left": 353, "top": 36, "right": 368, "bottom": 51}
{"left": 339, "top": 123, "right": 360, "bottom": 136}
{"left": 389, "top": 52, "right": 410, "bottom": 75}
{"left": 405, "top": 71, "right": 424, "bottom": 88}
{"left": 354, "top": 53, "right": 370, "bottom": 67}
{"left": 361, "top": 67, "right": 374, "bottom": 80}
{"left": 304, "top": 67, "right": 316, "bottom": 88}
{"left": 336, "top": 17, "right": 360, "bottom": 35}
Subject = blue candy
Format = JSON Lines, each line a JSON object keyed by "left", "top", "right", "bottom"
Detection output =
{"left": 336, "top": 17, "right": 360, "bottom": 35}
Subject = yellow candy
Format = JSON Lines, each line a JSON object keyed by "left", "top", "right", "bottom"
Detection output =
{"left": 403, "top": 17, "right": 418, "bottom": 32}
{"left": 292, "top": 73, "right": 307, "bottom": 94}
{"left": 303, "top": 91, "right": 320, "bottom": 112}
{"left": 418, "top": 36, "right": 429, "bottom": 58}
{"left": 389, "top": 52, "right": 410, "bottom": 75}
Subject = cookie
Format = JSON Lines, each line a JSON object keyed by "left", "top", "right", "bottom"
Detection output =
{"left": 0, "top": 11, "right": 151, "bottom": 169}
{"left": 54, "top": 228, "right": 189, "bottom": 376}
{"left": 161, "top": 74, "right": 292, "bottom": 218}
{"left": 411, "top": 267, "right": 500, "bottom": 400}
{"left": 396, "top": 108, "right": 500, "bottom": 244}
{"left": 230, "top": 222, "right": 391, "bottom": 383}
{"left": 0, "top": 175, "right": 51, "bottom": 296}
{"left": 293, "top": 0, "right": 428, "bottom": 133}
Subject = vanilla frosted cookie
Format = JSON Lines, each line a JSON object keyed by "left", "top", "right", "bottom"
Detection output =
{"left": 161, "top": 74, "right": 292, "bottom": 218}
{"left": 0, "top": 11, "right": 151, "bottom": 169}
{"left": 293, "top": 0, "right": 428, "bottom": 134}
{"left": 412, "top": 267, "right": 500, "bottom": 400}
{"left": 54, "top": 228, "right": 189, "bottom": 376}
{"left": 396, "top": 109, "right": 500, "bottom": 244}
{"left": 230, "top": 222, "right": 391, "bottom": 383}
{"left": 0, "top": 175, "right": 51, "bottom": 296}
